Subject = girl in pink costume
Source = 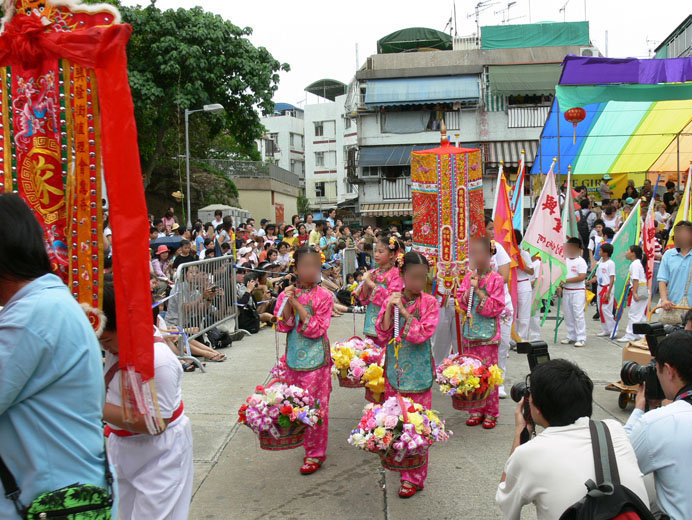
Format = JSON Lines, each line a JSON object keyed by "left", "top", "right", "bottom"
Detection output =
{"left": 359, "top": 236, "right": 404, "bottom": 349}
{"left": 376, "top": 252, "right": 439, "bottom": 498}
{"left": 457, "top": 237, "right": 505, "bottom": 430}
{"left": 275, "top": 246, "right": 333, "bottom": 475}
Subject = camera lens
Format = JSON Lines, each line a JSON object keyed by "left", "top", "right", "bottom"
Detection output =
{"left": 621, "top": 361, "right": 648, "bottom": 386}
{"left": 510, "top": 382, "right": 529, "bottom": 403}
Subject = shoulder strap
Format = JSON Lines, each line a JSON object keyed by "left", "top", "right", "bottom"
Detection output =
{"left": 0, "top": 455, "right": 25, "bottom": 516}
{"left": 586, "top": 420, "right": 620, "bottom": 496}
{"left": 683, "top": 260, "right": 692, "bottom": 295}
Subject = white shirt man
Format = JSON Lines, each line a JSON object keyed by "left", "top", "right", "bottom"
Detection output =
{"left": 560, "top": 247, "right": 588, "bottom": 346}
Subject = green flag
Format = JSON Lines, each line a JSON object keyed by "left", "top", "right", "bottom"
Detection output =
{"left": 610, "top": 200, "right": 642, "bottom": 311}
{"left": 562, "top": 180, "right": 579, "bottom": 240}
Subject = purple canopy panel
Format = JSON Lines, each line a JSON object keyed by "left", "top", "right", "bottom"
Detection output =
{"left": 559, "top": 55, "right": 692, "bottom": 86}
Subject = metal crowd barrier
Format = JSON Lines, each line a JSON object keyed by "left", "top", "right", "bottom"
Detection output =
{"left": 342, "top": 247, "right": 358, "bottom": 285}
{"left": 172, "top": 255, "right": 238, "bottom": 370}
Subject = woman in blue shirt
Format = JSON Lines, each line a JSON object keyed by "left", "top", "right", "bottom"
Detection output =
{"left": 0, "top": 194, "right": 110, "bottom": 517}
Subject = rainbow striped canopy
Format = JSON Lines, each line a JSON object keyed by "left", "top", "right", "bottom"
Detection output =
{"left": 531, "top": 56, "right": 692, "bottom": 182}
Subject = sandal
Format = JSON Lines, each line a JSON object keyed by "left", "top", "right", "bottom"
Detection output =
{"left": 482, "top": 417, "right": 497, "bottom": 430}
{"left": 182, "top": 362, "right": 196, "bottom": 373}
{"left": 466, "top": 414, "right": 484, "bottom": 427}
{"left": 300, "top": 457, "right": 323, "bottom": 475}
{"left": 208, "top": 352, "right": 226, "bottom": 362}
{"left": 398, "top": 481, "right": 418, "bottom": 498}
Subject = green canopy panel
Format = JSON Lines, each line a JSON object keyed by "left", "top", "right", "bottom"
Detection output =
{"left": 488, "top": 64, "right": 562, "bottom": 96}
{"left": 304, "top": 79, "right": 347, "bottom": 101}
{"left": 377, "top": 27, "right": 452, "bottom": 54}
{"left": 481, "top": 21, "right": 590, "bottom": 50}
{"left": 556, "top": 82, "right": 692, "bottom": 111}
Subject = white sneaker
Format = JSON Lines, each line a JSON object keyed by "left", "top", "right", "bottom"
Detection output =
{"left": 560, "top": 338, "right": 576, "bottom": 345}
{"left": 574, "top": 341, "right": 586, "bottom": 348}
{"left": 617, "top": 336, "right": 633, "bottom": 343}
{"left": 596, "top": 332, "right": 609, "bottom": 337}
{"left": 498, "top": 386, "right": 507, "bottom": 399}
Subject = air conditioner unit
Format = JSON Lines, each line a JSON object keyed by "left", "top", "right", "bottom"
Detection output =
{"left": 579, "top": 47, "right": 598, "bottom": 57}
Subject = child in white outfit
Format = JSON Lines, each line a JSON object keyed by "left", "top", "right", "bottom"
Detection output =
{"left": 558, "top": 238, "right": 588, "bottom": 347}
{"left": 596, "top": 242, "right": 616, "bottom": 337}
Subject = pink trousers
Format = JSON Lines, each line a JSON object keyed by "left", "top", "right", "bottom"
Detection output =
{"left": 384, "top": 379, "right": 432, "bottom": 489}
{"left": 285, "top": 363, "right": 332, "bottom": 462}
{"left": 463, "top": 343, "right": 499, "bottom": 418}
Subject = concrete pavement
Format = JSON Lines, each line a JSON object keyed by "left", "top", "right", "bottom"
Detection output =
{"left": 183, "top": 305, "right": 635, "bottom": 520}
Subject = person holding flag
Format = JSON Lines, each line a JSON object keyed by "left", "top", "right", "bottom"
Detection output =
{"left": 488, "top": 169, "right": 526, "bottom": 399}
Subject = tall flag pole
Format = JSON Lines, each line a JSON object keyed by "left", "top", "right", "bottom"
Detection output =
{"left": 562, "top": 165, "right": 579, "bottom": 240}
{"left": 610, "top": 198, "right": 643, "bottom": 338}
{"left": 511, "top": 150, "right": 526, "bottom": 231}
{"left": 523, "top": 158, "right": 566, "bottom": 317}
{"left": 642, "top": 174, "right": 662, "bottom": 313}
{"left": 492, "top": 161, "right": 504, "bottom": 220}
{"left": 494, "top": 171, "right": 526, "bottom": 323}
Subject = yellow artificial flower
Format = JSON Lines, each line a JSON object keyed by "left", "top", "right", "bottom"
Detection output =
{"left": 374, "top": 427, "right": 386, "bottom": 438}
{"left": 408, "top": 412, "right": 425, "bottom": 433}
{"left": 489, "top": 365, "right": 505, "bottom": 388}
{"left": 439, "top": 384, "right": 451, "bottom": 394}
{"left": 331, "top": 346, "right": 355, "bottom": 371}
{"left": 442, "top": 365, "right": 462, "bottom": 380}
{"left": 363, "top": 364, "right": 385, "bottom": 394}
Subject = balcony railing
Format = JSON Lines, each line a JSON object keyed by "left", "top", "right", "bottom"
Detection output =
{"left": 204, "top": 159, "right": 301, "bottom": 188}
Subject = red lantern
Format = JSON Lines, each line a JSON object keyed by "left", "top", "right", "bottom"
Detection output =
{"left": 564, "top": 107, "right": 586, "bottom": 144}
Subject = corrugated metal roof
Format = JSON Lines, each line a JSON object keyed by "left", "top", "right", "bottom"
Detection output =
{"left": 487, "top": 141, "right": 538, "bottom": 166}
{"left": 358, "top": 145, "right": 431, "bottom": 167}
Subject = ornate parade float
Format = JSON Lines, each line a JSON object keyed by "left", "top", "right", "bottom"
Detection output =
{"left": 0, "top": 0, "right": 160, "bottom": 430}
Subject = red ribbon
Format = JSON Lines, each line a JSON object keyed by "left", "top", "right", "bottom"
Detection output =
{"left": 0, "top": 15, "right": 154, "bottom": 381}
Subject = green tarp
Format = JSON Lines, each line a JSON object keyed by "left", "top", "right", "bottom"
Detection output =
{"left": 488, "top": 63, "right": 562, "bottom": 95}
{"left": 481, "top": 21, "right": 589, "bottom": 50}
{"left": 377, "top": 27, "right": 452, "bottom": 54}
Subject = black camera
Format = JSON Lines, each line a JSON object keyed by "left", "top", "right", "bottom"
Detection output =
{"left": 510, "top": 341, "right": 551, "bottom": 444}
{"left": 620, "top": 322, "right": 679, "bottom": 403}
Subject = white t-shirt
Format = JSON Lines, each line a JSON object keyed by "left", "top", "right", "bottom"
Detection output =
{"left": 105, "top": 339, "right": 183, "bottom": 424}
{"left": 587, "top": 232, "right": 602, "bottom": 252}
{"left": 516, "top": 250, "right": 533, "bottom": 283}
{"left": 596, "top": 258, "right": 616, "bottom": 287}
{"left": 496, "top": 417, "right": 648, "bottom": 520}
{"left": 603, "top": 214, "right": 619, "bottom": 230}
{"left": 490, "top": 241, "right": 512, "bottom": 311}
{"left": 629, "top": 259, "right": 646, "bottom": 286}
{"left": 564, "top": 256, "right": 587, "bottom": 289}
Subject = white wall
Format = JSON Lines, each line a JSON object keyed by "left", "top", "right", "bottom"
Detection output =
{"left": 304, "top": 93, "right": 357, "bottom": 208}
{"left": 260, "top": 112, "right": 305, "bottom": 178}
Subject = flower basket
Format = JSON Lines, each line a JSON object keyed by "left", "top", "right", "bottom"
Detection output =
{"left": 435, "top": 354, "right": 503, "bottom": 412}
{"left": 451, "top": 389, "right": 491, "bottom": 411}
{"left": 338, "top": 374, "right": 365, "bottom": 388}
{"left": 364, "top": 387, "right": 384, "bottom": 404}
{"left": 378, "top": 451, "right": 426, "bottom": 472}
{"left": 348, "top": 395, "right": 450, "bottom": 470}
{"left": 258, "top": 424, "right": 307, "bottom": 451}
{"left": 238, "top": 379, "right": 321, "bottom": 452}
{"left": 332, "top": 336, "right": 382, "bottom": 389}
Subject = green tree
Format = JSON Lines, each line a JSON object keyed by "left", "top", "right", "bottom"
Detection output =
{"left": 119, "top": 3, "right": 289, "bottom": 188}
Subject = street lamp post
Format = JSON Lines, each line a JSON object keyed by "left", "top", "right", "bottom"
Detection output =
{"left": 184, "top": 103, "right": 225, "bottom": 227}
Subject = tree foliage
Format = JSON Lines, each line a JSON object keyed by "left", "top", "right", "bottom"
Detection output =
{"left": 80, "top": 0, "right": 288, "bottom": 215}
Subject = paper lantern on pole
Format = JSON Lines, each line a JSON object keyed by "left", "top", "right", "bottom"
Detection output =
{"left": 411, "top": 122, "right": 484, "bottom": 304}
{"left": 564, "top": 107, "right": 586, "bottom": 144}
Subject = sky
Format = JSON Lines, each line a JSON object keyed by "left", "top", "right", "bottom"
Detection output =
{"left": 121, "top": 0, "right": 691, "bottom": 106}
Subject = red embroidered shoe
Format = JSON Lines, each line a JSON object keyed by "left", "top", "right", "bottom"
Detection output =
{"left": 482, "top": 417, "right": 497, "bottom": 430}
{"left": 300, "top": 458, "right": 322, "bottom": 475}
{"left": 466, "top": 414, "right": 484, "bottom": 427}
{"left": 398, "top": 481, "right": 418, "bottom": 498}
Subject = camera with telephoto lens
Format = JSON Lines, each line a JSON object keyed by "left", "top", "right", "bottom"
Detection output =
{"left": 619, "top": 321, "right": 682, "bottom": 402}
{"left": 511, "top": 341, "right": 551, "bottom": 444}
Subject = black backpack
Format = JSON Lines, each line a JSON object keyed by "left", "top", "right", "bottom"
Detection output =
{"left": 559, "top": 421, "right": 655, "bottom": 520}
{"left": 577, "top": 209, "right": 592, "bottom": 244}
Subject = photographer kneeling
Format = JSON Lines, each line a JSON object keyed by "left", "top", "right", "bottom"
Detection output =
{"left": 496, "top": 359, "right": 648, "bottom": 519}
{"left": 624, "top": 331, "right": 692, "bottom": 520}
